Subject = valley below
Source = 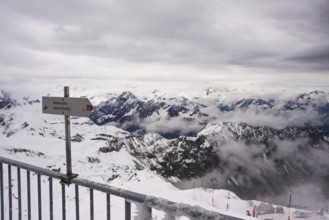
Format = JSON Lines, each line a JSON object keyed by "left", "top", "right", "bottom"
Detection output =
{"left": 1, "top": 88, "right": 329, "bottom": 219}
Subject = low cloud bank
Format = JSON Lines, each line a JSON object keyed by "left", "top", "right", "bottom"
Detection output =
{"left": 176, "top": 130, "right": 329, "bottom": 206}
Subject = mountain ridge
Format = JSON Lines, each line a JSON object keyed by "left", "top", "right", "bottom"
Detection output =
{"left": 1, "top": 89, "right": 329, "bottom": 201}
{"left": 88, "top": 89, "right": 329, "bottom": 138}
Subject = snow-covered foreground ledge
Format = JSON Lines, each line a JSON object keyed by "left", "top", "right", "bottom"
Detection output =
{"left": 111, "top": 171, "right": 328, "bottom": 220}
{"left": 0, "top": 156, "right": 254, "bottom": 220}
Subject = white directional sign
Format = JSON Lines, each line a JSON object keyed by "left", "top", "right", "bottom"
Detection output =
{"left": 42, "top": 96, "right": 93, "bottom": 117}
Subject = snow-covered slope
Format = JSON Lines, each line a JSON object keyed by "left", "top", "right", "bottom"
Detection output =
{"left": 100, "top": 121, "right": 329, "bottom": 202}
{"left": 87, "top": 89, "right": 329, "bottom": 138}
{"left": 1, "top": 89, "right": 329, "bottom": 219}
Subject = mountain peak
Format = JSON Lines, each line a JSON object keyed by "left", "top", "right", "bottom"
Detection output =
{"left": 0, "top": 90, "right": 16, "bottom": 109}
{"left": 117, "top": 91, "right": 138, "bottom": 103}
{"left": 0, "top": 90, "right": 9, "bottom": 98}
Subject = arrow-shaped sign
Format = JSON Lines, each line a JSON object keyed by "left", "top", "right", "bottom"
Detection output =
{"left": 42, "top": 97, "right": 93, "bottom": 117}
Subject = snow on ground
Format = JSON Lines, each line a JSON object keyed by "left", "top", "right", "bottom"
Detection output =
{"left": 111, "top": 170, "right": 329, "bottom": 220}
{"left": 0, "top": 127, "right": 255, "bottom": 220}
{"left": 2, "top": 129, "right": 329, "bottom": 219}
{"left": 1, "top": 101, "right": 329, "bottom": 219}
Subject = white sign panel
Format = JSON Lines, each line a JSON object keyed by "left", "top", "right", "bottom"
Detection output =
{"left": 42, "top": 97, "right": 93, "bottom": 117}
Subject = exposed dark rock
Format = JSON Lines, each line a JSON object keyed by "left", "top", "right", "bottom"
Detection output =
{"left": 0, "top": 91, "right": 17, "bottom": 109}
{"left": 72, "top": 134, "right": 84, "bottom": 142}
{"left": 88, "top": 91, "right": 329, "bottom": 138}
{"left": 167, "top": 105, "right": 188, "bottom": 117}
{"left": 6, "top": 148, "right": 45, "bottom": 157}
{"left": 89, "top": 91, "right": 207, "bottom": 137}
{"left": 98, "top": 122, "right": 329, "bottom": 200}
{"left": 87, "top": 157, "right": 100, "bottom": 163}
{"left": 107, "top": 174, "right": 120, "bottom": 182}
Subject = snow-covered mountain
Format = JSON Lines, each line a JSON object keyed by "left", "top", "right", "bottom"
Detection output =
{"left": 1, "top": 88, "right": 329, "bottom": 219}
{"left": 100, "top": 121, "right": 329, "bottom": 200}
{"left": 89, "top": 91, "right": 208, "bottom": 138}
{"left": 89, "top": 89, "right": 329, "bottom": 138}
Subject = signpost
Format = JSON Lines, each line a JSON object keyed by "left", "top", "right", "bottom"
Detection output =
{"left": 42, "top": 86, "right": 93, "bottom": 184}
{"left": 42, "top": 97, "right": 93, "bottom": 117}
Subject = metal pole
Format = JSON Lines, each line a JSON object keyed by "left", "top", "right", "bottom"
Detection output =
{"left": 125, "top": 200, "right": 131, "bottom": 220}
{"left": 17, "top": 167, "right": 22, "bottom": 220}
{"left": 62, "top": 184, "right": 66, "bottom": 220}
{"left": 49, "top": 177, "right": 53, "bottom": 220}
{"left": 163, "top": 213, "right": 176, "bottom": 220}
{"left": 27, "top": 171, "right": 31, "bottom": 220}
{"left": 75, "top": 184, "right": 80, "bottom": 220}
{"left": 64, "top": 86, "right": 72, "bottom": 176}
{"left": 288, "top": 188, "right": 292, "bottom": 219}
{"left": 8, "top": 165, "right": 12, "bottom": 220}
{"left": 90, "top": 189, "right": 94, "bottom": 220}
{"left": 106, "top": 194, "right": 111, "bottom": 220}
{"left": 38, "top": 174, "right": 42, "bottom": 220}
{"left": 0, "top": 163, "right": 4, "bottom": 220}
{"left": 134, "top": 203, "right": 152, "bottom": 220}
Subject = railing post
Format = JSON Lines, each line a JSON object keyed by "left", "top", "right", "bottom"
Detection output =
{"left": 8, "top": 165, "right": 12, "bottom": 220}
{"left": 90, "top": 189, "right": 94, "bottom": 220}
{"left": 0, "top": 163, "right": 4, "bottom": 220}
{"left": 17, "top": 167, "right": 22, "bottom": 220}
{"left": 49, "top": 177, "right": 53, "bottom": 220}
{"left": 62, "top": 184, "right": 66, "bottom": 220}
{"left": 106, "top": 194, "right": 111, "bottom": 220}
{"left": 27, "top": 171, "right": 31, "bottom": 220}
{"left": 75, "top": 184, "right": 80, "bottom": 220}
{"left": 164, "top": 213, "right": 176, "bottom": 220}
{"left": 134, "top": 203, "right": 152, "bottom": 220}
{"left": 38, "top": 174, "right": 42, "bottom": 220}
{"left": 125, "top": 200, "right": 131, "bottom": 220}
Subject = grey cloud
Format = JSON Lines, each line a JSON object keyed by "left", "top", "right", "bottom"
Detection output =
{"left": 1, "top": 0, "right": 95, "bottom": 25}
{"left": 141, "top": 117, "right": 203, "bottom": 135}
{"left": 297, "top": 48, "right": 329, "bottom": 64}
{"left": 211, "top": 134, "right": 329, "bottom": 199}
{"left": 289, "top": 46, "right": 329, "bottom": 71}
{"left": 201, "top": 103, "right": 325, "bottom": 130}
{"left": 53, "top": 26, "right": 102, "bottom": 43}
{"left": 0, "top": 0, "right": 329, "bottom": 89}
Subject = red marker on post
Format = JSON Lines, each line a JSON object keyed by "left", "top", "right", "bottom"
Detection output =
{"left": 87, "top": 104, "right": 93, "bottom": 112}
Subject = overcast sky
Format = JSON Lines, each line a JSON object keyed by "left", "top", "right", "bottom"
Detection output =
{"left": 1, "top": 0, "right": 329, "bottom": 95}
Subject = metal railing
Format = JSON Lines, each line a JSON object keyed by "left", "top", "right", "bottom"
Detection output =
{"left": 0, "top": 156, "right": 244, "bottom": 220}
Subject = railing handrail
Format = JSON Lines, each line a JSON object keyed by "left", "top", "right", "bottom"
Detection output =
{"left": 0, "top": 156, "right": 246, "bottom": 220}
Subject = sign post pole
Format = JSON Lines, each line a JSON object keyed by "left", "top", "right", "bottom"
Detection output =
{"left": 64, "top": 86, "right": 72, "bottom": 176}
{"left": 61, "top": 86, "right": 78, "bottom": 184}
{"left": 42, "top": 87, "right": 93, "bottom": 184}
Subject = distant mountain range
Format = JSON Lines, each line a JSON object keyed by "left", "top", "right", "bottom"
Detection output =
{"left": 88, "top": 90, "right": 329, "bottom": 138}
{"left": 99, "top": 121, "right": 329, "bottom": 199}
{"left": 1, "top": 89, "right": 329, "bottom": 201}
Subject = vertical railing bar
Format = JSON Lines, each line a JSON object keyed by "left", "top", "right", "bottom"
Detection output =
{"left": 38, "top": 174, "right": 42, "bottom": 220}
{"left": 49, "top": 177, "right": 53, "bottom": 220}
{"left": 75, "top": 184, "right": 79, "bottom": 220}
{"left": 135, "top": 204, "right": 152, "bottom": 219}
{"left": 106, "top": 194, "right": 110, "bottom": 220}
{"left": 17, "top": 167, "right": 22, "bottom": 220}
{"left": 0, "top": 163, "right": 4, "bottom": 220}
{"left": 27, "top": 171, "right": 31, "bottom": 220}
{"left": 62, "top": 184, "right": 66, "bottom": 220}
{"left": 147, "top": 206, "right": 152, "bottom": 219}
{"left": 90, "top": 189, "right": 94, "bottom": 220}
{"left": 125, "top": 200, "right": 131, "bottom": 220}
{"left": 8, "top": 165, "right": 12, "bottom": 220}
